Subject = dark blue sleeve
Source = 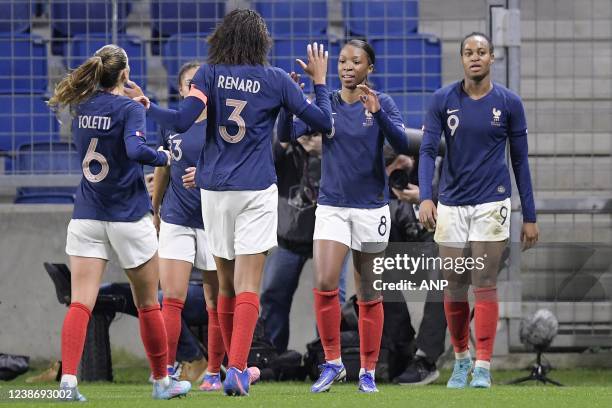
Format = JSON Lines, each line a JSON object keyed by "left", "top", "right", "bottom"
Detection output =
{"left": 124, "top": 103, "right": 168, "bottom": 166}
{"left": 280, "top": 73, "right": 332, "bottom": 133}
{"left": 277, "top": 107, "right": 315, "bottom": 143}
{"left": 508, "top": 95, "right": 536, "bottom": 222}
{"left": 418, "top": 92, "right": 444, "bottom": 201}
{"left": 147, "top": 97, "right": 205, "bottom": 134}
{"left": 374, "top": 94, "right": 415, "bottom": 155}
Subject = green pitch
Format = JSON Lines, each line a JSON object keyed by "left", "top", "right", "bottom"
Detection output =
{"left": 2, "top": 367, "right": 612, "bottom": 407}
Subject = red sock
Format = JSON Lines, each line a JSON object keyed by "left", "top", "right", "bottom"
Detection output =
{"left": 217, "top": 294, "right": 235, "bottom": 353}
{"left": 313, "top": 288, "right": 341, "bottom": 361}
{"left": 162, "top": 297, "right": 184, "bottom": 367}
{"left": 206, "top": 307, "right": 225, "bottom": 373}
{"left": 227, "top": 292, "right": 259, "bottom": 371}
{"left": 443, "top": 296, "right": 470, "bottom": 353}
{"left": 61, "top": 302, "right": 91, "bottom": 376}
{"left": 357, "top": 298, "right": 384, "bottom": 371}
{"left": 138, "top": 305, "right": 168, "bottom": 379}
{"left": 474, "top": 287, "right": 499, "bottom": 362}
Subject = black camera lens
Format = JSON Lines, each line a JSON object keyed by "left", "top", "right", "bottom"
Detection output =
{"left": 389, "top": 169, "right": 410, "bottom": 190}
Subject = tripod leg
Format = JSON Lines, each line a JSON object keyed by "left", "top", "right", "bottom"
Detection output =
{"left": 543, "top": 377, "right": 563, "bottom": 387}
{"left": 506, "top": 375, "right": 535, "bottom": 385}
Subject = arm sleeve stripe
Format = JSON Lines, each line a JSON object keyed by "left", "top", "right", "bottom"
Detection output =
{"left": 188, "top": 86, "right": 208, "bottom": 104}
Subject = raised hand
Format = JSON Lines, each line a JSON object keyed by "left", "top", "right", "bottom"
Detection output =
{"left": 357, "top": 84, "right": 380, "bottom": 113}
{"left": 296, "top": 42, "right": 328, "bottom": 85}
{"left": 133, "top": 95, "right": 151, "bottom": 110}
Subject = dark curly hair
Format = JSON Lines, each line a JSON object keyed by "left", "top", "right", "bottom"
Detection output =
{"left": 207, "top": 9, "right": 271, "bottom": 66}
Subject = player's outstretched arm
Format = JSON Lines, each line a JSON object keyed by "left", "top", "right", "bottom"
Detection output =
{"left": 137, "top": 96, "right": 205, "bottom": 134}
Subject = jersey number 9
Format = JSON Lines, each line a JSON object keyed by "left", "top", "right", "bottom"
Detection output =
{"left": 82, "top": 138, "right": 109, "bottom": 183}
{"left": 219, "top": 99, "right": 247, "bottom": 143}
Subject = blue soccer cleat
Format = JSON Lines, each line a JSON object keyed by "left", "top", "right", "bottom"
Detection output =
{"left": 446, "top": 357, "right": 473, "bottom": 389}
{"left": 199, "top": 373, "right": 222, "bottom": 392}
{"left": 311, "top": 362, "right": 346, "bottom": 393}
{"left": 358, "top": 372, "right": 379, "bottom": 393}
{"left": 470, "top": 367, "right": 492, "bottom": 388}
{"left": 152, "top": 377, "right": 191, "bottom": 399}
{"left": 58, "top": 382, "right": 87, "bottom": 402}
{"left": 223, "top": 367, "right": 250, "bottom": 397}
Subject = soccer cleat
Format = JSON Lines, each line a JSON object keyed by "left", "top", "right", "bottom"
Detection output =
{"left": 58, "top": 382, "right": 87, "bottom": 402}
{"left": 469, "top": 367, "right": 492, "bottom": 388}
{"left": 393, "top": 356, "right": 440, "bottom": 386}
{"left": 358, "top": 372, "right": 379, "bottom": 393}
{"left": 148, "top": 363, "right": 181, "bottom": 384}
{"left": 223, "top": 367, "right": 250, "bottom": 396}
{"left": 247, "top": 366, "right": 261, "bottom": 385}
{"left": 310, "top": 362, "right": 346, "bottom": 393}
{"left": 199, "top": 373, "right": 222, "bottom": 392}
{"left": 446, "top": 357, "right": 473, "bottom": 389}
{"left": 152, "top": 377, "right": 192, "bottom": 399}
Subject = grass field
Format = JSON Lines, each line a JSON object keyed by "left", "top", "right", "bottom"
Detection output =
{"left": 2, "top": 365, "right": 612, "bottom": 407}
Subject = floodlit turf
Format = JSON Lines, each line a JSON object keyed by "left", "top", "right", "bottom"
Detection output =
{"left": 1, "top": 367, "right": 612, "bottom": 407}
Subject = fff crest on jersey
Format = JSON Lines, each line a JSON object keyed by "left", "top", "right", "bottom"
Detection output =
{"left": 491, "top": 107, "right": 502, "bottom": 126}
{"left": 363, "top": 109, "right": 374, "bottom": 127}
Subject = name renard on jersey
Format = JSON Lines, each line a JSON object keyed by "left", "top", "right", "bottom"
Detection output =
{"left": 217, "top": 75, "right": 261, "bottom": 93}
{"left": 78, "top": 115, "right": 111, "bottom": 131}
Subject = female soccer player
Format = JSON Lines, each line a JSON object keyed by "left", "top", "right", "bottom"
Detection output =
{"left": 48, "top": 44, "right": 191, "bottom": 401}
{"left": 137, "top": 9, "right": 332, "bottom": 396}
{"left": 278, "top": 39, "right": 414, "bottom": 393}
{"left": 419, "top": 32, "right": 539, "bottom": 389}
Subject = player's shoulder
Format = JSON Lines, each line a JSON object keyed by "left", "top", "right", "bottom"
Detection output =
{"left": 116, "top": 95, "right": 145, "bottom": 113}
{"left": 493, "top": 82, "right": 523, "bottom": 105}
{"left": 433, "top": 80, "right": 462, "bottom": 100}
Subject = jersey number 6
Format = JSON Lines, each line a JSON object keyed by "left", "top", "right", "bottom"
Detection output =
{"left": 82, "top": 138, "right": 109, "bottom": 183}
{"left": 220, "top": 99, "right": 247, "bottom": 143}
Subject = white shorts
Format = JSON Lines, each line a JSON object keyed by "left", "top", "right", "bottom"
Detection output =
{"left": 158, "top": 220, "right": 216, "bottom": 270}
{"left": 434, "top": 198, "right": 511, "bottom": 248}
{"left": 66, "top": 214, "right": 158, "bottom": 269}
{"left": 313, "top": 204, "right": 390, "bottom": 253}
{"left": 201, "top": 184, "right": 278, "bottom": 260}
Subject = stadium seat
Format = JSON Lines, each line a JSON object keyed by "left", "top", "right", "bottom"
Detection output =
{"left": 150, "top": 1, "right": 224, "bottom": 55}
{"left": 392, "top": 92, "right": 433, "bottom": 129}
{"left": 343, "top": 0, "right": 418, "bottom": 37}
{"left": 67, "top": 34, "right": 147, "bottom": 91}
{"left": 0, "top": 95, "right": 59, "bottom": 153}
{"left": 253, "top": 1, "right": 327, "bottom": 36}
{"left": 162, "top": 33, "right": 209, "bottom": 95}
{"left": 370, "top": 35, "right": 442, "bottom": 93}
{"left": 272, "top": 39, "right": 341, "bottom": 92}
{"left": 0, "top": 33, "right": 47, "bottom": 94}
{"left": 14, "top": 141, "right": 80, "bottom": 175}
{"left": 14, "top": 192, "right": 75, "bottom": 204}
{"left": 0, "top": 1, "right": 31, "bottom": 33}
{"left": 50, "top": 1, "right": 132, "bottom": 55}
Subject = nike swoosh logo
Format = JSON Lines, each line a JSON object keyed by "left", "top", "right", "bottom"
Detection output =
{"left": 168, "top": 133, "right": 180, "bottom": 140}
{"left": 447, "top": 109, "right": 459, "bottom": 114}
{"left": 332, "top": 112, "right": 337, "bottom": 115}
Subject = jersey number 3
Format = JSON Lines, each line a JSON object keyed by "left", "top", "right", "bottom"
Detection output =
{"left": 82, "top": 138, "right": 109, "bottom": 183}
{"left": 220, "top": 99, "right": 247, "bottom": 143}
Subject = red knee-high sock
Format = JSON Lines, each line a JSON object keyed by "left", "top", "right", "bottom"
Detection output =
{"left": 313, "top": 288, "right": 341, "bottom": 361}
{"left": 61, "top": 302, "right": 91, "bottom": 376}
{"left": 227, "top": 292, "right": 260, "bottom": 371}
{"left": 443, "top": 296, "right": 470, "bottom": 353}
{"left": 162, "top": 297, "right": 184, "bottom": 367}
{"left": 138, "top": 305, "right": 168, "bottom": 379}
{"left": 473, "top": 287, "right": 499, "bottom": 362}
{"left": 357, "top": 298, "right": 384, "bottom": 371}
{"left": 207, "top": 307, "right": 225, "bottom": 373}
{"left": 217, "top": 294, "right": 235, "bottom": 353}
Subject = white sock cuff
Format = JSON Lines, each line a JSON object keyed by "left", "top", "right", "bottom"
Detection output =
{"left": 475, "top": 360, "right": 491, "bottom": 370}
{"left": 455, "top": 350, "right": 471, "bottom": 360}
{"left": 60, "top": 374, "right": 77, "bottom": 388}
{"left": 328, "top": 358, "right": 342, "bottom": 366}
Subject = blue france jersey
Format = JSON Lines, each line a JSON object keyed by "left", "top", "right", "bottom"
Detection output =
{"left": 159, "top": 120, "right": 206, "bottom": 229}
{"left": 72, "top": 92, "right": 163, "bottom": 221}
{"left": 420, "top": 81, "right": 535, "bottom": 220}
{"left": 190, "top": 64, "right": 315, "bottom": 191}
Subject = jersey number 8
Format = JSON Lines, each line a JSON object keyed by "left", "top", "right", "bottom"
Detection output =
{"left": 220, "top": 99, "right": 247, "bottom": 143}
{"left": 82, "top": 138, "right": 109, "bottom": 183}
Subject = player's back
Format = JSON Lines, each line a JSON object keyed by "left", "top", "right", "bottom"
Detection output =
{"left": 72, "top": 91, "right": 150, "bottom": 221}
{"left": 193, "top": 64, "right": 306, "bottom": 191}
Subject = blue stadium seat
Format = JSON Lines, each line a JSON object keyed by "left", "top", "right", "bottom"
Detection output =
{"left": 0, "top": 1, "right": 32, "bottom": 33}
{"left": 0, "top": 33, "right": 47, "bottom": 94}
{"left": 272, "top": 39, "right": 341, "bottom": 92}
{"left": 343, "top": 0, "right": 418, "bottom": 37}
{"left": 151, "top": 1, "right": 224, "bottom": 55}
{"left": 0, "top": 95, "right": 59, "bottom": 153}
{"left": 254, "top": 1, "right": 327, "bottom": 36}
{"left": 162, "top": 33, "right": 209, "bottom": 95}
{"left": 392, "top": 92, "right": 433, "bottom": 129}
{"left": 50, "top": 1, "right": 132, "bottom": 55}
{"left": 14, "top": 141, "right": 80, "bottom": 175}
{"left": 371, "top": 35, "right": 442, "bottom": 93}
{"left": 67, "top": 34, "right": 147, "bottom": 91}
{"left": 14, "top": 192, "right": 75, "bottom": 204}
